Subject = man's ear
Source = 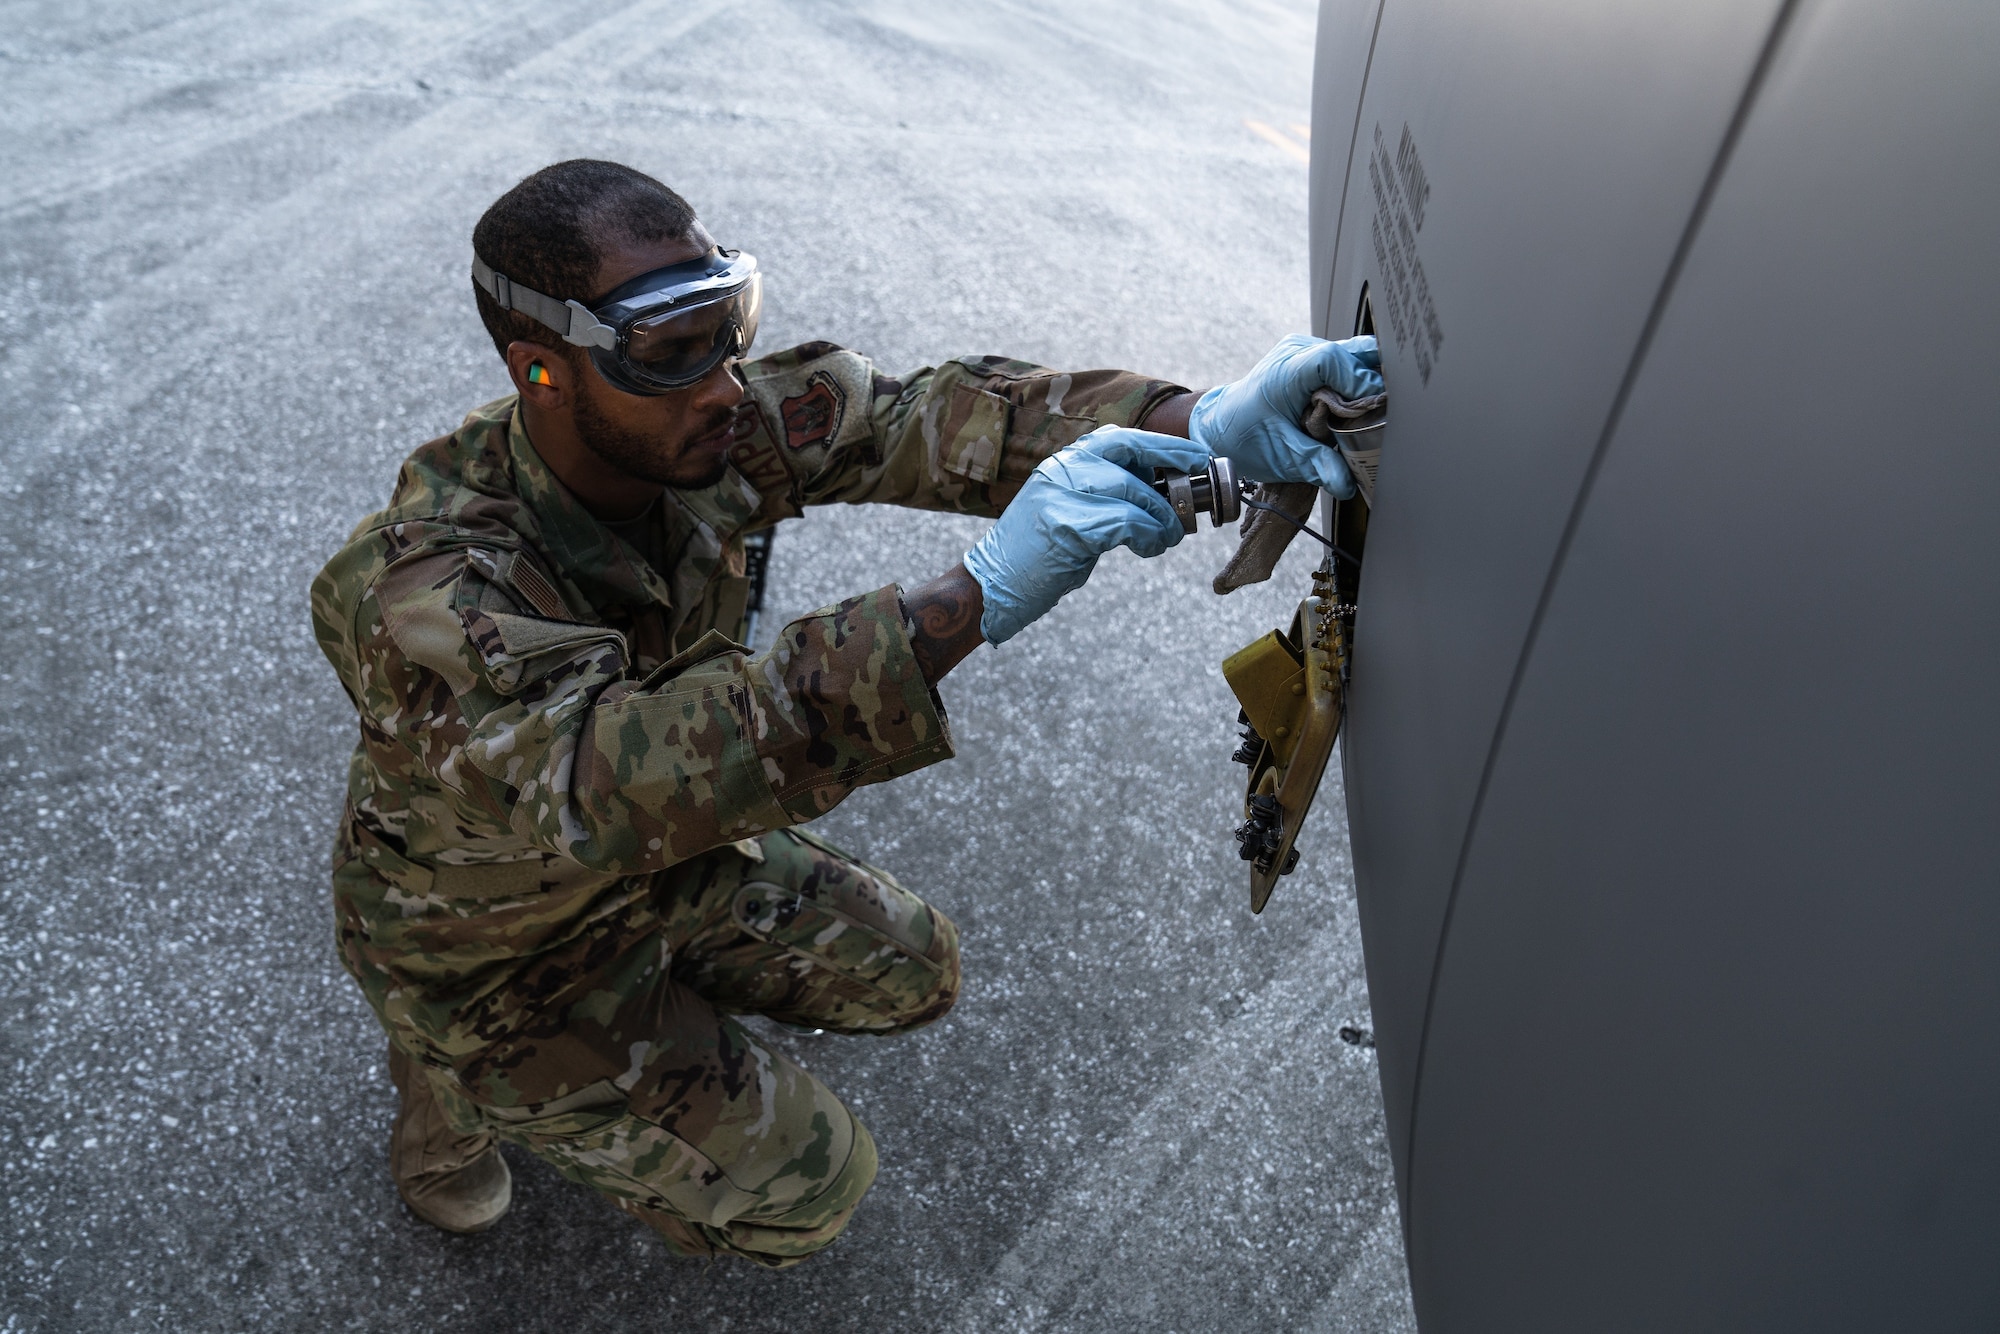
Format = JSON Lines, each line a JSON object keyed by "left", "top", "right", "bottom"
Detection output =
{"left": 505, "top": 341, "right": 570, "bottom": 408}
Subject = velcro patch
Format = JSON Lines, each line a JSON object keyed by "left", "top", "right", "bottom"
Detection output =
{"left": 780, "top": 370, "right": 846, "bottom": 451}
{"left": 431, "top": 858, "right": 547, "bottom": 900}
{"left": 505, "top": 554, "right": 573, "bottom": 621}
{"left": 744, "top": 349, "right": 875, "bottom": 468}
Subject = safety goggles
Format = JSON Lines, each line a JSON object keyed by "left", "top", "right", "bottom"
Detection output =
{"left": 471, "top": 247, "right": 761, "bottom": 395}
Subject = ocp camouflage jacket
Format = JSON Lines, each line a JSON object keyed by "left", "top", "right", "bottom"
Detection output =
{"left": 309, "top": 341, "right": 1184, "bottom": 1081}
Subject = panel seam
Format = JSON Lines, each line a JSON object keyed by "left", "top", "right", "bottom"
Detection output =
{"left": 1319, "top": 0, "right": 1389, "bottom": 336}
{"left": 1399, "top": 0, "right": 1809, "bottom": 1248}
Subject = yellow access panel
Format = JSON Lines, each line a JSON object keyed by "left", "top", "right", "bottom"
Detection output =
{"left": 1222, "top": 568, "right": 1350, "bottom": 913}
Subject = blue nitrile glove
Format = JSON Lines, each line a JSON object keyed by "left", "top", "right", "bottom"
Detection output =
{"left": 963, "top": 426, "right": 1207, "bottom": 645}
{"left": 1188, "top": 334, "right": 1383, "bottom": 497}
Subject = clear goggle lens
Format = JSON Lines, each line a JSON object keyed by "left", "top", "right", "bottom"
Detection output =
{"left": 621, "top": 272, "right": 762, "bottom": 386}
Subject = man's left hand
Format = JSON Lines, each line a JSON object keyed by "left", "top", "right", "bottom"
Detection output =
{"left": 1189, "top": 334, "right": 1383, "bottom": 496}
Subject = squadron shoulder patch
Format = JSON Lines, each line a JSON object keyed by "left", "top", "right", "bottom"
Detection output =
{"left": 780, "top": 371, "right": 846, "bottom": 451}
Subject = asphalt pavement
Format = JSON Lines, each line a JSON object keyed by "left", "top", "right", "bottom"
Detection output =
{"left": 0, "top": 2, "right": 1415, "bottom": 1329}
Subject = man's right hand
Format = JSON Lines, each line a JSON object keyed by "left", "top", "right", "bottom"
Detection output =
{"left": 960, "top": 426, "right": 1209, "bottom": 646}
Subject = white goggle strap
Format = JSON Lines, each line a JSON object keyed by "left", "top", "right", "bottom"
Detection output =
{"left": 470, "top": 256, "right": 617, "bottom": 350}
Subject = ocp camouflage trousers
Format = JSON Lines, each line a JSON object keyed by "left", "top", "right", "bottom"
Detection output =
{"left": 416, "top": 827, "right": 960, "bottom": 1267}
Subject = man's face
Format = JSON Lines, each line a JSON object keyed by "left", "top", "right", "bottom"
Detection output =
{"left": 565, "top": 232, "right": 746, "bottom": 491}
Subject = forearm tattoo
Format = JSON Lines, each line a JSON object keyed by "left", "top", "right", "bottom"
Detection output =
{"left": 905, "top": 564, "right": 987, "bottom": 686}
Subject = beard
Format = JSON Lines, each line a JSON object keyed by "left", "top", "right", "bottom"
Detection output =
{"left": 572, "top": 377, "right": 733, "bottom": 490}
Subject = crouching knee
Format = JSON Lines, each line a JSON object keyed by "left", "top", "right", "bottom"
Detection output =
{"left": 871, "top": 901, "right": 960, "bottom": 1034}
{"left": 736, "top": 868, "right": 963, "bottom": 1036}
{"left": 626, "top": 1114, "right": 881, "bottom": 1269}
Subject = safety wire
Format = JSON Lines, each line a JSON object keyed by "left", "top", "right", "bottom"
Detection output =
{"left": 1237, "top": 485, "right": 1363, "bottom": 570}
{"left": 1234, "top": 411, "right": 1384, "bottom": 568}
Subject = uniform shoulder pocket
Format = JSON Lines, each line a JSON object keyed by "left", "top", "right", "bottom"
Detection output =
{"left": 483, "top": 612, "right": 622, "bottom": 662}
{"left": 465, "top": 548, "right": 576, "bottom": 621}
{"left": 456, "top": 555, "right": 627, "bottom": 693}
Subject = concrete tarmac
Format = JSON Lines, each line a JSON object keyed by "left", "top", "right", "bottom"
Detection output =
{"left": 0, "top": 2, "right": 1415, "bottom": 1329}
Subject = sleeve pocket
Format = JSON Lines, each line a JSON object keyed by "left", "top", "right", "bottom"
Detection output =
{"left": 998, "top": 404, "right": 1096, "bottom": 483}
{"left": 938, "top": 383, "right": 1011, "bottom": 483}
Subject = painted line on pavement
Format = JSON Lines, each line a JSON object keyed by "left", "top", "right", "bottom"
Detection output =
{"left": 1244, "top": 118, "right": 1310, "bottom": 164}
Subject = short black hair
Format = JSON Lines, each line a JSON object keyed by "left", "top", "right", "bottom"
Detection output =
{"left": 470, "top": 160, "right": 698, "bottom": 360}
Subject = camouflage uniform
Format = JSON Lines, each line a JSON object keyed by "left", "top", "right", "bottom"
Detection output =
{"left": 310, "top": 341, "right": 1185, "bottom": 1265}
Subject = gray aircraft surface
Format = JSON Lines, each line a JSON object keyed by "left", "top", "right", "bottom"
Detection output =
{"left": 1232, "top": 0, "right": 1999, "bottom": 1327}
